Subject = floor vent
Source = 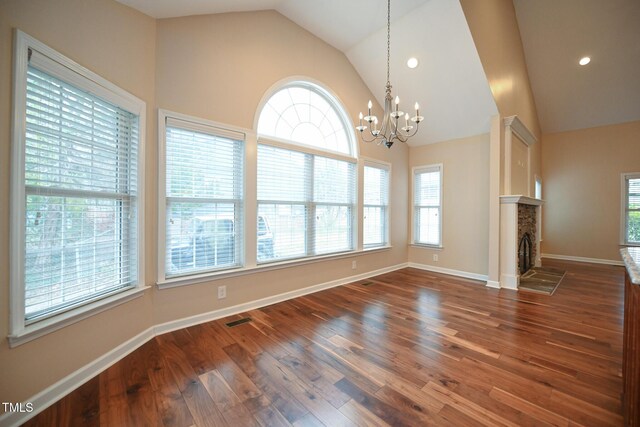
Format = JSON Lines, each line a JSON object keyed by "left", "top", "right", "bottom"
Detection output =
{"left": 361, "top": 281, "right": 374, "bottom": 286}
{"left": 225, "top": 317, "right": 252, "bottom": 328}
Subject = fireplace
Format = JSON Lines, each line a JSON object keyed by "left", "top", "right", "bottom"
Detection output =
{"left": 519, "top": 233, "right": 533, "bottom": 274}
{"left": 499, "top": 195, "right": 543, "bottom": 289}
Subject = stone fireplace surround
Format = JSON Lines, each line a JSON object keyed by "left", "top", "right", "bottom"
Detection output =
{"left": 499, "top": 195, "right": 543, "bottom": 289}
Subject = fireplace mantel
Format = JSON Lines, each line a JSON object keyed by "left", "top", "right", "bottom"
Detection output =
{"left": 500, "top": 195, "right": 544, "bottom": 206}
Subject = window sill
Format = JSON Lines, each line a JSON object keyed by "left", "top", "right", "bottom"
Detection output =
{"left": 8, "top": 286, "right": 149, "bottom": 348}
{"left": 157, "top": 246, "right": 393, "bottom": 290}
{"left": 410, "top": 243, "right": 444, "bottom": 250}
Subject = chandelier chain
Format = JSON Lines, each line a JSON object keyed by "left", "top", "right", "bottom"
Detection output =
{"left": 386, "top": 0, "right": 391, "bottom": 85}
{"left": 355, "top": 0, "right": 422, "bottom": 148}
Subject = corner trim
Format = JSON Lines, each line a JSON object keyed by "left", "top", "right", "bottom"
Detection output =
{"left": 485, "top": 280, "right": 501, "bottom": 289}
{"left": 0, "top": 263, "right": 408, "bottom": 427}
{"left": 541, "top": 253, "right": 624, "bottom": 267}
{"left": 407, "top": 262, "right": 488, "bottom": 282}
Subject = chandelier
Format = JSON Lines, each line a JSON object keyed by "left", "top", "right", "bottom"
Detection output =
{"left": 356, "top": 0, "right": 423, "bottom": 148}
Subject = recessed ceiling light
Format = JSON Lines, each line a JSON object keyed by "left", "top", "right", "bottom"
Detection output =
{"left": 579, "top": 57, "right": 591, "bottom": 66}
{"left": 407, "top": 57, "right": 419, "bottom": 69}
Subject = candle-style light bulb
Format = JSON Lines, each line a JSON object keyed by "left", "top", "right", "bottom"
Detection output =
{"left": 374, "top": 117, "right": 378, "bottom": 131}
{"left": 405, "top": 113, "right": 409, "bottom": 127}
{"left": 359, "top": 112, "right": 363, "bottom": 125}
{"left": 395, "top": 96, "right": 400, "bottom": 112}
{"left": 368, "top": 100, "right": 372, "bottom": 116}
{"left": 415, "top": 102, "right": 419, "bottom": 115}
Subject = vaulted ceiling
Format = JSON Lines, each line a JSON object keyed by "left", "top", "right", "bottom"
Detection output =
{"left": 116, "top": 0, "right": 639, "bottom": 141}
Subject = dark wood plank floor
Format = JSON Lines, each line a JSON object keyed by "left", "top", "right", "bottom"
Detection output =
{"left": 24, "top": 260, "right": 625, "bottom": 426}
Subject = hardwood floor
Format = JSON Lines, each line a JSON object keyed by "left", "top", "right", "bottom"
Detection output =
{"left": 24, "top": 260, "right": 625, "bottom": 426}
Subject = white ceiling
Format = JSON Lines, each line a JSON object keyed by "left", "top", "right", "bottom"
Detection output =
{"left": 514, "top": 0, "right": 640, "bottom": 134}
{"left": 116, "top": 0, "right": 499, "bottom": 145}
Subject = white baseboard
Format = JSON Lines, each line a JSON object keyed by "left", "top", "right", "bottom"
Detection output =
{"left": 541, "top": 253, "right": 624, "bottom": 266}
{"left": 407, "top": 262, "right": 488, "bottom": 283}
{"left": 154, "top": 262, "right": 409, "bottom": 336}
{"left": 485, "top": 280, "right": 501, "bottom": 289}
{"left": 0, "top": 263, "right": 408, "bottom": 427}
{"left": 0, "top": 327, "right": 155, "bottom": 427}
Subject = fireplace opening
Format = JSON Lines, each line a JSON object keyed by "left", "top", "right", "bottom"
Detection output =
{"left": 519, "top": 232, "right": 533, "bottom": 274}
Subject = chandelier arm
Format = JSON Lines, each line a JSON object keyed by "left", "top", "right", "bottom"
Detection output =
{"left": 358, "top": 132, "right": 384, "bottom": 144}
{"left": 398, "top": 122, "right": 421, "bottom": 141}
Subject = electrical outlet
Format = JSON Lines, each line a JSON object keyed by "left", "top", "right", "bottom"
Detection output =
{"left": 217, "top": 285, "right": 227, "bottom": 299}
{"left": 433, "top": 254, "right": 439, "bottom": 262}
{"left": 352, "top": 260, "right": 357, "bottom": 270}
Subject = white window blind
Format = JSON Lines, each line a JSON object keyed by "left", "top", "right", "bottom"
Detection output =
{"left": 164, "top": 117, "right": 244, "bottom": 277}
{"left": 257, "top": 143, "right": 356, "bottom": 262}
{"left": 624, "top": 174, "right": 640, "bottom": 245}
{"left": 23, "top": 63, "right": 139, "bottom": 321}
{"left": 363, "top": 163, "right": 390, "bottom": 248}
{"left": 413, "top": 165, "right": 442, "bottom": 246}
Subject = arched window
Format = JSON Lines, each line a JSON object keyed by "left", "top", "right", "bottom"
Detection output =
{"left": 256, "top": 81, "right": 357, "bottom": 263}
{"left": 257, "top": 82, "right": 355, "bottom": 156}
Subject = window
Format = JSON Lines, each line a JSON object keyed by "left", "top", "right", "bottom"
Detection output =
{"left": 363, "top": 162, "right": 390, "bottom": 248}
{"left": 159, "top": 113, "right": 244, "bottom": 279}
{"left": 11, "top": 31, "right": 145, "bottom": 339}
{"left": 622, "top": 173, "right": 640, "bottom": 245}
{"left": 257, "top": 82, "right": 353, "bottom": 156}
{"left": 257, "top": 145, "right": 356, "bottom": 262}
{"left": 257, "top": 81, "right": 357, "bottom": 263}
{"left": 413, "top": 165, "right": 443, "bottom": 246}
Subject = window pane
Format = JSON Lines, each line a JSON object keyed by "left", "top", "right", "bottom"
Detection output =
{"left": 416, "top": 170, "right": 440, "bottom": 206}
{"left": 629, "top": 178, "right": 640, "bottom": 209}
{"left": 257, "top": 145, "right": 307, "bottom": 202}
{"left": 315, "top": 205, "right": 351, "bottom": 254}
{"left": 363, "top": 206, "right": 385, "bottom": 246}
{"left": 257, "top": 84, "right": 352, "bottom": 155}
{"left": 258, "top": 204, "right": 306, "bottom": 262}
{"left": 23, "top": 63, "right": 138, "bottom": 322}
{"left": 25, "top": 195, "right": 135, "bottom": 319}
{"left": 364, "top": 164, "right": 389, "bottom": 248}
{"left": 627, "top": 178, "right": 640, "bottom": 243}
{"left": 166, "top": 127, "right": 241, "bottom": 199}
{"left": 166, "top": 202, "right": 238, "bottom": 276}
{"left": 25, "top": 67, "right": 136, "bottom": 193}
{"left": 418, "top": 207, "right": 440, "bottom": 245}
{"left": 628, "top": 211, "right": 640, "bottom": 244}
{"left": 314, "top": 157, "right": 355, "bottom": 204}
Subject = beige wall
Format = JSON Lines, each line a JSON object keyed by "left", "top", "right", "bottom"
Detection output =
{"left": 511, "top": 135, "right": 529, "bottom": 196}
{"left": 408, "top": 134, "right": 490, "bottom": 276}
{"left": 0, "top": 2, "right": 408, "bottom": 406}
{"left": 460, "top": 0, "right": 541, "bottom": 140}
{"left": 541, "top": 120, "right": 640, "bottom": 261}
{"left": 152, "top": 11, "right": 409, "bottom": 325}
{"left": 0, "top": 0, "right": 157, "bottom": 406}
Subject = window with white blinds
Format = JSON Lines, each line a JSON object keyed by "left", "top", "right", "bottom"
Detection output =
{"left": 623, "top": 173, "right": 640, "bottom": 245}
{"left": 257, "top": 144, "right": 356, "bottom": 262}
{"left": 163, "top": 117, "right": 244, "bottom": 278}
{"left": 14, "top": 39, "right": 144, "bottom": 325}
{"left": 363, "top": 163, "right": 390, "bottom": 248}
{"left": 413, "top": 165, "right": 443, "bottom": 246}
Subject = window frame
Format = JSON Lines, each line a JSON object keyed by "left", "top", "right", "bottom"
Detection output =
{"left": 9, "top": 30, "right": 147, "bottom": 346}
{"left": 157, "top": 109, "right": 247, "bottom": 282}
{"left": 411, "top": 164, "right": 444, "bottom": 248}
{"left": 621, "top": 172, "right": 640, "bottom": 246}
{"left": 363, "top": 159, "right": 391, "bottom": 249}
